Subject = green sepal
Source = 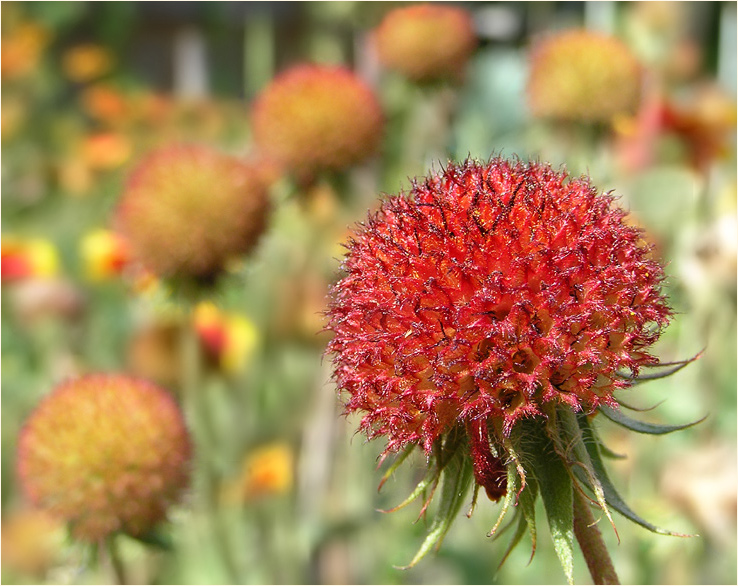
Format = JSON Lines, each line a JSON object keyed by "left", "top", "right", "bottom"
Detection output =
{"left": 576, "top": 414, "right": 692, "bottom": 537}
{"left": 487, "top": 463, "right": 519, "bottom": 538}
{"left": 617, "top": 351, "right": 702, "bottom": 383}
{"left": 378, "top": 444, "right": 416, "bottom": 492}
{"left": 524, "top": 420, "right": 575, "bottom": 585}
{"left": 599, "top": 405, "right": 706, "bottom": 435}
{"left": 397, "top": 441, "right": 474, "bottom": 569}
{"left": 496, "top": 511, "right": 529, "bottom": 571}
{"left": 557, "top": 408, "right": 620, "bottom": 542}
{"left": 495, "top": 460, "right": 539, "bottom": 570}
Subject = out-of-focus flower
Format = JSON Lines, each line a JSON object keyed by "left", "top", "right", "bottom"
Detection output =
{"left": 80, "top": 84, "right": 130, "bottom": 125}
{"left": 116, "top": 144, "right": 271, "bottom": 284}
{"left": 612, "top": 85, "right": 667, "bottom": 173}
{"left": 1, "top": 23, "right": 49, "bottom": 80}
{"left": 239, "top": 443, "right": 294, "bottom": 500}
{"left": 1, "top": 96, "right": 27, "bottom": 141}
{"left": 528, "top": 29, "right": 642, "bottom": 122}
{"left": 661, "top": 84, "right": 737, "bottom": 173}
{"left": 1, "top": 237, "right": 59, "bottom": 282}
{"left": 17, "top": 374, "right": 191, "bottom": 542}
{"left": 81, "top": 132, "right": 133, "bottom": 170}
{"left": 62, "top": 43, "right": 113, "bottom": 83}
{"left": 251, "top": 65, "right": 384, "bottom": 176}
{"left": 1, "top": 508, "right": 64, "bottom": 577}
{"left": 127, "top": 321, "right": 182, "bottom": 388}
{"left": 373, "top": 3, "right": 477, "bottom": 83}
{"left": 327, "top": 157, "right": 689, "bottom": 576}
{"left": 193, "top": 302, "right": 259, "bottom": 374}
{"left": 79, "top": 229, "right": 129, "bottom": 281}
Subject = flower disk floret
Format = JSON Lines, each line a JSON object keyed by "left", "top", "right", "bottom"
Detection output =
{"left": 327, "top": 158, "right": 670, "bottom": 464}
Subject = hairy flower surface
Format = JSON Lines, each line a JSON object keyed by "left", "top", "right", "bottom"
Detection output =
{"left": 373, "top": 3, "right": 477, "bottom": 82}
{"left": 116, "top": 145, "right": 270, "bottom": 282}
{"left": 327, "top": 157, "right": 670, "bottom": 495}
{"left": 250, "top": 65, "right": 383, "bottom": 175}
{"left": 17, "top": 374, "right": 191, "bottom": 541}
{"left": 528, "top": 30, "right": 642, "bottom": 122}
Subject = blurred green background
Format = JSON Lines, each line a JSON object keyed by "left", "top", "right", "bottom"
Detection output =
{"left": 2, "top": 1, "right": 736, "bottom": 584}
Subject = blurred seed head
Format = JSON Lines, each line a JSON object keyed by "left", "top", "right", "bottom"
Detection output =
{"left": 528, "top": 29, "right": 642, "bottom": 122}
{"left": 116, "top": 144, "right": 271, "bottom": 284}
{"left": 251, "top": 64, "right": 384, "bottom": 176}
{"left": 17, "top": 374, "right": 192, "bottom": 542}
{"left": 373, "top": 3, "right": 477, "bottom": 83}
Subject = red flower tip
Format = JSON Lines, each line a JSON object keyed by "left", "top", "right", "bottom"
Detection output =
{"left": 327, "top": 157, "right": 671, "bottom": 463}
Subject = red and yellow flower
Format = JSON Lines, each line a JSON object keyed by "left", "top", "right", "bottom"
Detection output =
{"left": 79, "top": 229, "right": 130, "bottom": 281}
{"left": 193, "top": 302, "right": 259, "bottom": 374}
{"left": 1, "top": 237, "right": 59, "bottom": 282}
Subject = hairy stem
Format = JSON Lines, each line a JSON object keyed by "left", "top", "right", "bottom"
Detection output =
{"left": 573, "top": 490, "right": 620, "bottom": 585}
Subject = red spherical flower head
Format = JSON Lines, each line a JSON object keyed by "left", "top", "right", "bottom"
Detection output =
{"left": 327, "top": 157, "right": 670, "bottom": 501}
{"left": 250, "top": 65, "right": 384, "bottom": 176}
{"left": 528, "top": 29, "right": 642, "bottom": 122}
{"left": 17, "top": 374, "right": 191, "bottom": 541}
{"left": 116, "top": 144, "right": 270, "bottom": 284}
{"left": 373, "top": 3, "right": 477, "bottom": 83}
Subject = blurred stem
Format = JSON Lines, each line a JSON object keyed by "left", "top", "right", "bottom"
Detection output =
{"left": 572, "top": 489, "right": 620, "bottom": 585}
{"left": 180, "top": 321, "right": 240, "bottom": 582}
{"left": 244, "top": 9, "right": 274, "bottom": 99}
{"left": 106, "top": 536, "right": 127, "bottom": 585}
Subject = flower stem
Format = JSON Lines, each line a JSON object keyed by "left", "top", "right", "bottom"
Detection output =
{"left": 106, "top": 536, "right": 127, "bottom": 585}
{"left": 572, "top": 489, "right": 620, "bottom": 585}
{"left": 180, "top": 321, "right": 240, "bottom": 582}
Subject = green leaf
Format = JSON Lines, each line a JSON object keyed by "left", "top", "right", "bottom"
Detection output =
{"left": 398, "top": 445, "right": 474, "bottom": 569}
{"left": 576, "top": 414, "right": 691, "bottom": 537}
{"left": 524, "top": 422, "right": 575, "bottom": 585}
{"left": 599, "top": 405, "right": 706, "bottom": 435}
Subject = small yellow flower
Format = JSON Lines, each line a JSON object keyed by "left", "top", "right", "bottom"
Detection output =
{"left": 80, "top": 229, "right": 129, "bottom": 281}
{"left": 241, "top": 443, "right": 294, "bottom": 499}
{"left": 62, "top": 44, "right": 113, "bottom": 83}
